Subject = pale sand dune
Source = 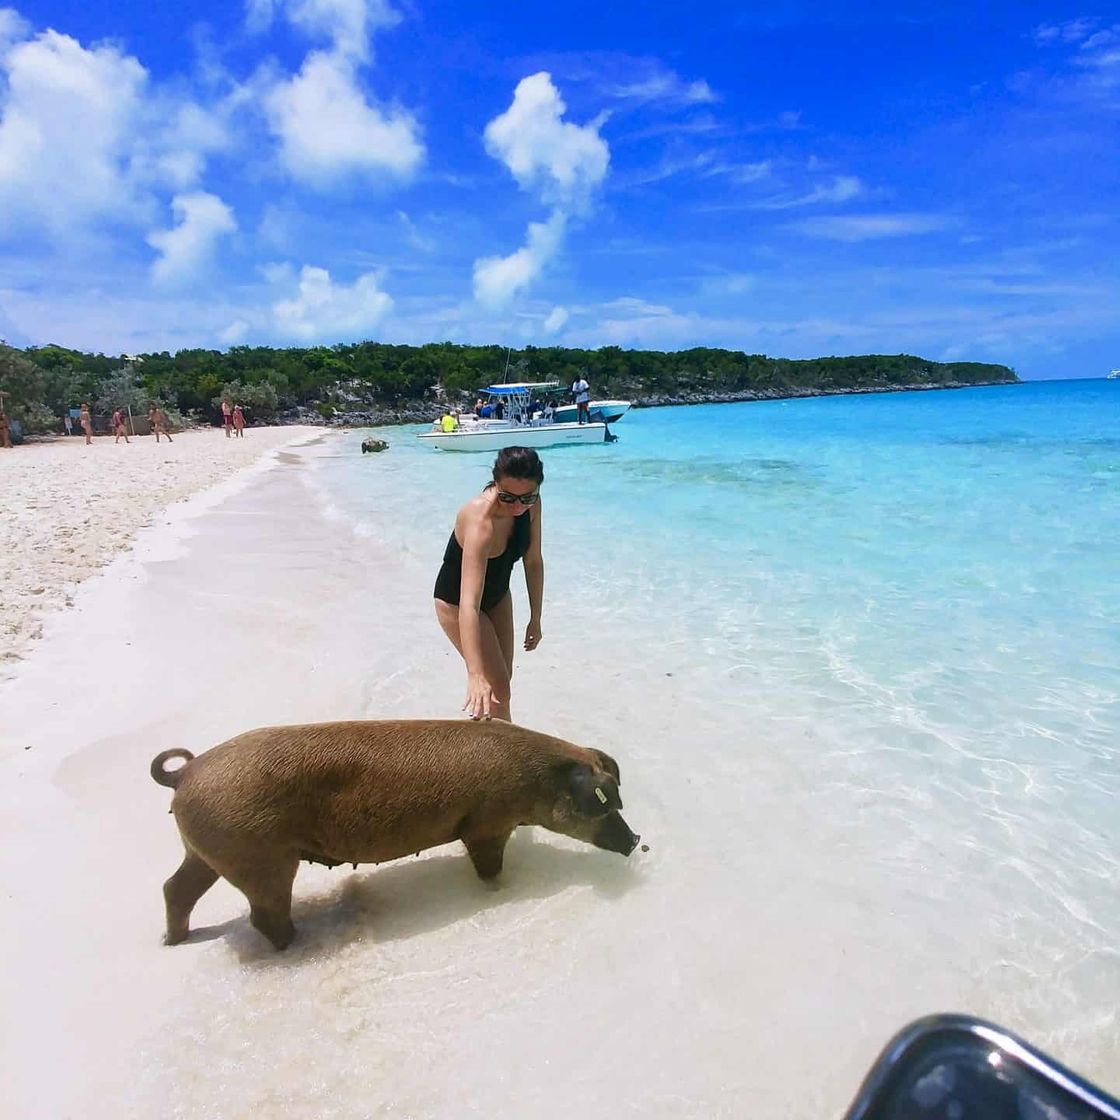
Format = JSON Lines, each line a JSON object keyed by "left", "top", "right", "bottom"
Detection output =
{"left": 0, "top": 427, "right": 320, "bottom": 668}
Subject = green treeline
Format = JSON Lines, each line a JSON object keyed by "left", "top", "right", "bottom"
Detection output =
{"left": 0, "top": 341, "right": 1018, "bottom": 432}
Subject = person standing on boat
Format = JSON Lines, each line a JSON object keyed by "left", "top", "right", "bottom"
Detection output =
{"left": 433, "top": 446, "right": 544, "bottom": 722}
{"left": 572, "top": 375, "right": 590, "bottom": 424}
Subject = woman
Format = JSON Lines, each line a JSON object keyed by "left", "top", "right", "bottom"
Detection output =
{"left": 232, "top": 404, "right": 246, "bottom": 437}
{"left": 434, "top": 446, "right": 544, "bottom": 722}
{"left": 79, "top": 402, "right": 93, "bottom": 445}
{"left": 111, "top": 406, "right": 130, "bottom": 444}
{"left": 148, "top": 403, "right": 173, "bottom": 443}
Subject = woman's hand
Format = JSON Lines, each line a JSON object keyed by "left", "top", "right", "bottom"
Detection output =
{"left": 464, "top": 672, "right": 498, "bottom": 720}
{"left": 523, "top": 619, "right": 542, "bottom": 652}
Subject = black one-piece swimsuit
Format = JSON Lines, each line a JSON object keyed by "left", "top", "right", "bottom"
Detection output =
{"left": 433, "top": 510, "right": 530, "bottom": 611}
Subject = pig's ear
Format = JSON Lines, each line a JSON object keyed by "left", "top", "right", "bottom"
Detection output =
{"left": 589, "top": 749, "right": 621, "bottom": 785}
{"left": 566, "top": 764, "right": 623, "bottom": 817}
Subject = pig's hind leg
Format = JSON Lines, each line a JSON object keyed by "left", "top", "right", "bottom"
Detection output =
{"left": 219, "top": 849, "right": 301, "bottom": 950}
{"left": 163, "top": 848, "right": 220, "bottom": 945}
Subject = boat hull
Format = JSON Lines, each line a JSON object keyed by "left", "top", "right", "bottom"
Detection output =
{"left": 552, "top": 400, "right": 631, "bottom": 424}
{"left": 418, "top": 421, "right": 611, "bottom": 452}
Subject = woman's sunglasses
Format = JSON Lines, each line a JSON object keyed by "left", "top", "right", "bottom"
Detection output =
{"left": 496, "top": 489, "right": 540, "bottom": 505}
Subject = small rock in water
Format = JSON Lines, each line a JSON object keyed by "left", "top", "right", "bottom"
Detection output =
{"left": 640, "top": 844, "right": 650, "bottom": 853}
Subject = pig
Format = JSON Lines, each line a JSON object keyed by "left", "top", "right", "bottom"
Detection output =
{"left": 150, "top": 719, "right": 640, "bottom": 950}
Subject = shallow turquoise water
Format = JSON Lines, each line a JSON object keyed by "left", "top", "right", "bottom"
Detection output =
{"left": 308, "top": 379, "right": 1120, "bottom": 1079}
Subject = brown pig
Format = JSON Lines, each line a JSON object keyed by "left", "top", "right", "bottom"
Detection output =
{"left": 150, "top": 719, "right": 640, "bottom": 950}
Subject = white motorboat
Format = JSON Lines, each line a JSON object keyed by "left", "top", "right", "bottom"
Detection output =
{"left": 1108, "top": 369, "right": 1120, "bottom": 379}
{"left": 551, "top": 399, "right": 632, "bottom": 424}
{"left": 418, "top": 382, "right": 617, "bottom": 452}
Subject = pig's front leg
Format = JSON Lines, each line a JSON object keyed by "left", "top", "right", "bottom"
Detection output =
{"left": 462, "top": 828, "right": 513, "bottom": 880}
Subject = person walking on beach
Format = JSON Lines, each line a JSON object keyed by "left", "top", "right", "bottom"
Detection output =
{"left": 571, "top": 375, "right": 590, "bottom": 424}
{"left": 221, "top": 397, "right": 233, "bottom": 437}
{"left": 433, "top": 446, "right": 545, "bottom": 722}
{"left": 148, "top": 404, "right": 173, "bottom": 443}
{"left": 79, "top": 402, "right": 93, "bottom": 445}
{"left": 63, "top": 411, "right": 73, "bottom": 437}
{"left": 0, "top": 392, "right": 11, "bottom": 449}
{"left": 111, "top": 407, "right": 130, "bottom": 444}
{"left": 232, "top": 404, "right": 246, "bottom": 437}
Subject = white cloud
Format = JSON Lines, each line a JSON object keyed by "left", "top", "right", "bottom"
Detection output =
{"left": 0, "top": 30, "right": 150, "bottom": 234}
{"left": 543, "top": 305, "right": 568, "bottom": 333}
{"left": 147, "top": 192, "right": 237, "bottom": 285}
{"left": 396, "top": 210, "right": 435, "bottom": 253}
{"left": 472, "top": 212, "right": 566, "bottom": 310}
{"left": 272, "top": 263, "right": 392, "bottom": 340}
{"left": 483, "top": 72, "right": 609, "bottom": 212}
{"left": 582, "top": 296, "right": 700, "bottom": 347}
{"left": 0, "top": 26, "right": 232, "bottom": 240}
{"left": 1033, "top": 20, "right": 1096, "bottom": 46}
{"left": 245, "top": 0, "right": 275, "bottom": 34}
{"left": 1081, "top": 28, "right": 1117, "bottom": 51}
{"left": 0, "top": 7, "right": 31, "bottom": 53}
{"left": 265, "top": 50, "right": 423, "bottom": 186}
{"left": 246, "top": 0, "right": 399, "bottom": 59}
{"left": 611, "top": 70, "right": 718, "bottom": 106}
{"left": 286, "top": 0, "right": 399, "bottom": 60}
{"left": 219, "top": 318, "right": 251, "bottom": 344}
{"left": 756, "top": 174, "right": 864, "bottom": 210}
{"left": 788, "top": 213, "right": 955, "bottom": 241}
{"left": 1077, "top": 26, "right": 1120, "bottom": 69}
{"left": 700, "top": 158, "right": 773, "bottom": 185}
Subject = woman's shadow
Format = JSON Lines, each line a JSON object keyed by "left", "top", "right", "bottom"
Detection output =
{"left": 192, "top": 829, "right": 642, "bottom": 964}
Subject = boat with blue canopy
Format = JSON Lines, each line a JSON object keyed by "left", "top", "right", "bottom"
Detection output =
{"left": 418, "top": 382, "right": 616, "bottom": 452}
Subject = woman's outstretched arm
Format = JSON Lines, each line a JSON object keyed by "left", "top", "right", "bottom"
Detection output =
{"left": 523, "top": 504, "right": 543, "bottom": 651}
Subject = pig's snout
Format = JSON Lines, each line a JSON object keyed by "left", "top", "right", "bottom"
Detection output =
{"left": 593, "top": 811, "right": 640, "bottom": 857}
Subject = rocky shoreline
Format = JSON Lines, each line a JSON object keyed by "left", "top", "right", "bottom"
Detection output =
{"left": 276, "top": 378, "right": 1017, "bottom": 429}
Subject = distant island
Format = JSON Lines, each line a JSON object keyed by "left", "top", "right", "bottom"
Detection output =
{"left": 0, "top": 341, "right": 1018, "bottom": 432}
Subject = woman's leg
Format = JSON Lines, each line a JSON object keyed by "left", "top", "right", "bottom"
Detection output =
{"left": 434, "top": 599, "right": 513, "bottom": 721}
{"left": 483, "top": 591, "right": 516, "bottom": 678}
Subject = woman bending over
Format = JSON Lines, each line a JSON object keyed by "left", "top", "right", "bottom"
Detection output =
{"left": 434, "top": 446, "right": 544, "bottom": 721}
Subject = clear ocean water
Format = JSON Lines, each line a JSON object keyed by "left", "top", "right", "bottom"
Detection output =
{"left": 297, "top": 378, "right": 1118, "bottom": 1099}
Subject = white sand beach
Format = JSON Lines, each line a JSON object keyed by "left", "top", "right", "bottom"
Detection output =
{"left": 0, "top": 431, "right": 1115, "bottom": 1119}
{"left": 0, "top": 427, "right": 320, "bottom": 672}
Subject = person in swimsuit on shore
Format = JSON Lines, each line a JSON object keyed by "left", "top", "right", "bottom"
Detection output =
{"left": 148, "top": 403, "right": 173, "bottom": 443}
{"left": 433, "top": 446, "right": 544, "bottom": 722}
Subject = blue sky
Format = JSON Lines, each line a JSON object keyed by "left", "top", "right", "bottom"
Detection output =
{"left": 0, "top": 1, "right": 1116, "bottom": 377}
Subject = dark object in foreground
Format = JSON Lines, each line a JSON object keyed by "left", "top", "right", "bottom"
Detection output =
{"left": 151, "top": 719, "right": 639, "bottom": 950}
{"left": 361, "top": 438, "right": 388, "bottom": 453}
{"left": 844, "top": 1014, "right": 1120, "bottom": 1120}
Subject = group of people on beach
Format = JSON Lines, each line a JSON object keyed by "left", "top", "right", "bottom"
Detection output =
{"left": 52, "top": 400, "right": 245, "bottom": 445}
{"left": 60, "top": 403, "right": 174, "bottom": 445}
{"left": 220, "top": 398, "right": 247, "bottom": 438}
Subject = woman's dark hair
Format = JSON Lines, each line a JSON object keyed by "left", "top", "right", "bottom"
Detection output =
{"left": 492, "top": 446, "right": 544, "bottom": 485}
